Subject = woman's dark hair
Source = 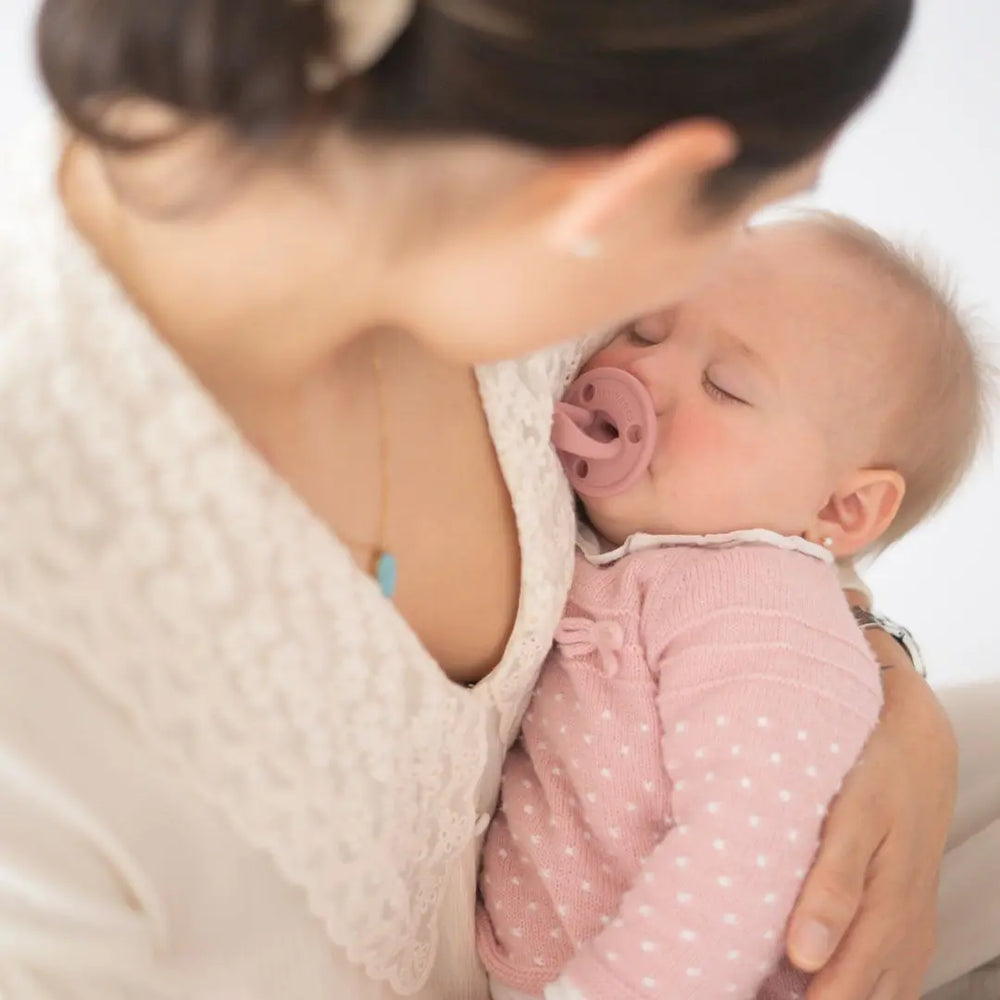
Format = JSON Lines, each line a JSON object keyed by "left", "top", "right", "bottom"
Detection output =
{"left": 38, "top": 0, "right": 913, "bottom": 204}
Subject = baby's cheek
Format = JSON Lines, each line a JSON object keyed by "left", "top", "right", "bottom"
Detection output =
{"left": 664, "top": 412, "right": 780, "bottom": 513}
{"left": 664, "top": 407, "right": 734, "bottom": 460}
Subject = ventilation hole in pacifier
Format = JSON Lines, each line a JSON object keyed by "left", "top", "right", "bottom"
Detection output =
{"left": 575, "top": 459, "right": 590, "bottom": 479}
{"left": 582, "top": 384, "right": 596, "bottom": 403}
{"left": 626, "top": 425, "right": 642, "bottom": 444}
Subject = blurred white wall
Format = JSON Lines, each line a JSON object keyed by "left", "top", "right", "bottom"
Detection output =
{"left": 1, "top": 1, "right": 997, "bottom": 685}
{"left": 0, "top": 0, "right": 39, "bottom": 135}
{"left": 807, "top": 0, "right": 1000, "bottom": 687}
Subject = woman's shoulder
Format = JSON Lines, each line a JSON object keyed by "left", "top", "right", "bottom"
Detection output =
{"left": 0, "top": 114, "right": 66, "bottom": 283}
{"left": 0, "top": 117, "right": 66, "bottom": 354}
{"left": 0, "top": 116, "right": 135, "bottom": 425}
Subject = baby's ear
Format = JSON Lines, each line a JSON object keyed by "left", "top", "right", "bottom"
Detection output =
{"left": 810, "top": 469, "right": 906, "bottom": 558}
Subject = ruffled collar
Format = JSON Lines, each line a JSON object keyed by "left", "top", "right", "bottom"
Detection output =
{"left": 577, "top": 524, "right": 834, "bottom": 567}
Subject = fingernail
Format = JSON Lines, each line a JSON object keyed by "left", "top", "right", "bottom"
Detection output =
{"left": 791, "top": 920, "right": 832, "bottom": 970}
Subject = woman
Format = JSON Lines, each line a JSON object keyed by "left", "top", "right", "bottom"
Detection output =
{"left": 0, "top": 1, "right": 993, "bottom": 998}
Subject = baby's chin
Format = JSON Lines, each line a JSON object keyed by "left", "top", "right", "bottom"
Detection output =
{"left": 583, "top": 492, "right": 736, "bottom": 545}
{"left": 580, "top": 497, "right": 649, "bottom": 547}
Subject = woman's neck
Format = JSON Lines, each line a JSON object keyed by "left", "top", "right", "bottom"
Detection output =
{"left": 58, "top": 121, "right": 543, "bottom": 404}
{"left": 59, "top": 131, "right": 391, "bottom": 402}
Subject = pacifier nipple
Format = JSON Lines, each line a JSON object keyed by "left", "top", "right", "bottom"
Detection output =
{"left": 551, "top": 367, "right": 657, "bottom": 498}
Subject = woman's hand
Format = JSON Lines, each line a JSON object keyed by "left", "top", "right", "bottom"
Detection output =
{"left": 786, "top": 629, "right": 957, "bottom": 1000}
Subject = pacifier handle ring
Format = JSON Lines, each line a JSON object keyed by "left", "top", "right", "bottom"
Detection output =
{"left": 551, "top": 408, "right": 623, "bottom": 460}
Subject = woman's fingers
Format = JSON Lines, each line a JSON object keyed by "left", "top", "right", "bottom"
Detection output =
{"left": 789, "top": 649, "right": 956, "bottom": 1000}
{"left": 804, "top": 894, "right": 937, "bottom": 1000}
{"left": 787, "top": 771, "right": 884, "bottom": 972}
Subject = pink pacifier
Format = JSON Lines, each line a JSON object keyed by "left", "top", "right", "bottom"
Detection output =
{"left": 551, "top": 367, "right": 657, "bottom": 498}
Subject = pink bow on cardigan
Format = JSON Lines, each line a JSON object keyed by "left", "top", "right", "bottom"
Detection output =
{"left": 553, "top": 617, "right": 624, "bottom": 677}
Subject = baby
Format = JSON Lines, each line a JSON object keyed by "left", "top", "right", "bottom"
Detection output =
{"left": 477, "top": 213, "right": 990, "bottom": 1000}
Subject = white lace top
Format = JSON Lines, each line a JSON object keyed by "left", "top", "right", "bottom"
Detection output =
{"left": 0, "top": 122, "right": 588, "bottom": 999}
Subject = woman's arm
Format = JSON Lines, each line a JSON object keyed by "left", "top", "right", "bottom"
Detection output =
{"left": 786, "top": 631, "right": 957, "bottom": 1000}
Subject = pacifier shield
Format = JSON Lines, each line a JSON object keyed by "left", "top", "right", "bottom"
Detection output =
{"left": 552, "top": 367, "right": 657, "bottom": 498}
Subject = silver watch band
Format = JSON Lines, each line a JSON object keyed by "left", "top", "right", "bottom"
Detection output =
{"left": 851, "top": 607, "right": 927, "bottom": 679}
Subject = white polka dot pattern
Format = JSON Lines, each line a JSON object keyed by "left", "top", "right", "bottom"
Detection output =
{"left": 478, "top": 544, "right": 884, "bottom": 1000}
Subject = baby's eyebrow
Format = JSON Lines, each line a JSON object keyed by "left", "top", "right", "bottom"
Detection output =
{"left": 714, "top": 326, "right": 779, "bottom": 389}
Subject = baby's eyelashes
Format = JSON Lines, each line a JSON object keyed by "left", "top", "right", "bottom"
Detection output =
{"left": 703, "top": 371, "right": 751, "bottom": 406}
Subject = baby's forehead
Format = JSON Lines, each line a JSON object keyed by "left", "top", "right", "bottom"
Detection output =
{"left": 737, "top": 220, "right": 873, "bottom": 285}
{"left": 713, "top": 222, "right": 909, "bottom": 409}
{"left": 710, "top": 223, "right": 900, "bottom": 353}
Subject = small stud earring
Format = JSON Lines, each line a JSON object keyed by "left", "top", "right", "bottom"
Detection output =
{"left": 822, "top": 536, "right": 834, "bottom": 549}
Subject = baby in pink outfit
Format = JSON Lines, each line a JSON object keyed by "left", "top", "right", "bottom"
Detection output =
{"left": 477, "top": 214, "right": 989, "bottom": 1000}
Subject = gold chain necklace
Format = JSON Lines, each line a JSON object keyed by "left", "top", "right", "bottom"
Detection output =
{"left": 369, "top": 339, "right": 397, "bottom": 599}
{"left": 335, "top": 337, "right": 396, "bottom": 598}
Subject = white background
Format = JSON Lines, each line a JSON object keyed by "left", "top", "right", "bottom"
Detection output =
{"left": 1, "top": 0, "right": 998, "bottom": 685}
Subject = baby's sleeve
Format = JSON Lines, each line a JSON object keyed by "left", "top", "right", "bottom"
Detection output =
{"left": 547, "top": 550, "right": 884, "bottom": 1000}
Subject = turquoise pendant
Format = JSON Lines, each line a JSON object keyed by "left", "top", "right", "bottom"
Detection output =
{"left": 375, "top": 551, "right": 398, "bottom": 600}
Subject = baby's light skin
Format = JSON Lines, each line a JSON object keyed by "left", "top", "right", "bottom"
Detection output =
{"left": 580, "top": 223, "right": 907, "bottom": 557}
